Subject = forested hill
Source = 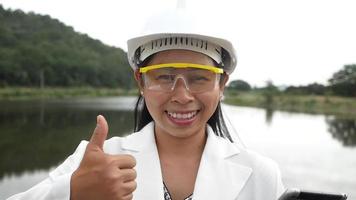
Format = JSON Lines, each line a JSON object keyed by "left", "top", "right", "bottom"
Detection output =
{"left": 0, "top": 5, "right": 135, "bottom": 88}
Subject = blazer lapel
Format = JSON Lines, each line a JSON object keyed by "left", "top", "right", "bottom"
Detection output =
{"left": 192, "top": 126, "right": 252, "bottom": 200}
{"left": 121, "top": 123, "right": 165, "bottom": 200}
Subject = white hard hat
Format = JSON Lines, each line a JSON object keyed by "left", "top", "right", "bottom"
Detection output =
{"left": 127, "top": 9, "right": 237, "bottom": 74}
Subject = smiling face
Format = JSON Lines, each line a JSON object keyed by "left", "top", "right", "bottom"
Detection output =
{"left": 136, "top": 49, "right": 228, "bottom": 140}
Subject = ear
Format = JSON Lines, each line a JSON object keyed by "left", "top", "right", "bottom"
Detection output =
{"left": 134, "top": 70, "right": 144, "bottom": 93}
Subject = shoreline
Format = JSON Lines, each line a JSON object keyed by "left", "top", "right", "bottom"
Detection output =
{"left": 224, "top": 92, "right": 356, "bottom": 118}
{"left": 1, "top": 87, "right": 355, "bottom": 118}
{"left": 0, "top": 87, "right": 138, "bottom": 100}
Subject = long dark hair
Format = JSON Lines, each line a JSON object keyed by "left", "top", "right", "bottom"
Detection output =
{"left": 133, "top": 53, "right": 234, "bottom": 142}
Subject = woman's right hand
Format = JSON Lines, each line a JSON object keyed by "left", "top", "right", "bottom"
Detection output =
{"left": 70, "top": 115, "right": 137, "bottom": 200}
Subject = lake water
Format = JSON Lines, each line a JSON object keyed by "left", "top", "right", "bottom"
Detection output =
{"left": 0, "top": 97, "right": 355, "bottom": 199}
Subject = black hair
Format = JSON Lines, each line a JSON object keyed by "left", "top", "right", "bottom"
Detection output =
{"left": 133, "top": 52, "right": 234, "bottom": 142}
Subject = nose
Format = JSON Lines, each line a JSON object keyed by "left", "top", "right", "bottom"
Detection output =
{"left": 170, "top": 76, "right": 194, "bottom": 104}
{"left": 171, "top": 75, "right": 189, "bottom": 91}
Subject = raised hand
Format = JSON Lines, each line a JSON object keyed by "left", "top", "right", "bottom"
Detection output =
{"left": 70, "top": 115, "right": 137, "bottom": 200}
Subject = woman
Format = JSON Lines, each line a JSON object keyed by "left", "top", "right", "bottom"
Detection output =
{"left": 7, "top": 10, "right": 284, "bottom": 200}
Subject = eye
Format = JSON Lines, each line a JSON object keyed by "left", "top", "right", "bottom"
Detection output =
{"left": 191, "top": 75, "right": 210, "bottom": 82}
{"left": 156, "top": 74, "right": 175, "bottom": 81}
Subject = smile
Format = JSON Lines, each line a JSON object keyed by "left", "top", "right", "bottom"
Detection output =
{"left": 167, "top": 111, "right": 198, "bottom": 120}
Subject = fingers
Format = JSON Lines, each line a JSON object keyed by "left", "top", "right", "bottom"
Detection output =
{"left": 89, "top": 115, "right": 109, "bottom": 150}
{"left": 75, "top": 115, "right": 138, "bottom": 200}
{"left": 120, "top": 169, "right": 137, "bottom": 182}
{"left": 105, "top": 163, "right": 136, "bottom": 198}
{"left": 111, "top": 154, "right": 136, "bottom": 169}
{"left": 121, "top": 193, "right": 134, "bottom": 200}
{"left": 122, "top": 180, "right": 137, "bottom": 195}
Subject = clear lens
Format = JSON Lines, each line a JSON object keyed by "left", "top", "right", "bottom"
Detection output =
{"left": 143, "top": 67, "right": 220, "bottom": 93}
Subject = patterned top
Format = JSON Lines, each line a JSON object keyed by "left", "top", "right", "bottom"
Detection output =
{"left": 163, "top": 182, "right": 193, "bottom": 200}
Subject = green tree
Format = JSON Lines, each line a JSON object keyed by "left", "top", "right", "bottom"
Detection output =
{"left": 328, "top": 64, "right": 356, "bottom": 97}
{"left": 227, "top": 79, "right": 251, "bottom": 91}
{"left": 285, "top": 83, "right": 326, "bottom": 95}
{"left": 0, "top": 6, "right": 135, "bottom": 88}
{"left": 261, "top": 80, "right": 279, "bottom": 108}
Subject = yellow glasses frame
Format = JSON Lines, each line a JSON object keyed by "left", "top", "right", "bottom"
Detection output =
{"left": 139, "top": 63, "right": 224, "bottom": 74}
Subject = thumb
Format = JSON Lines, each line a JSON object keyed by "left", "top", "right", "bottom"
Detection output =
{"left": 89, "top": 115, "right": 109, "bottom": 150}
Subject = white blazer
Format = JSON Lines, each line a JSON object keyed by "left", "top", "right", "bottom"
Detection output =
{"left": 8, "top": 122, "right": 284, "bottom": 200}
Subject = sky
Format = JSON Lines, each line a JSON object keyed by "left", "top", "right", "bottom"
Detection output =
{"left": 1, "top": 0, "right": 355, "bottom": 87}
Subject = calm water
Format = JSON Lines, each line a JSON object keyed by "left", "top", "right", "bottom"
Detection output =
{"left": 0, "top": 97, "right": 355, "bottom": 199}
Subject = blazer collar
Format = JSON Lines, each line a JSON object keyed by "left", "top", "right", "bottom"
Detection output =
{"left": 122, "top": 122, "right": 252, "bottom": 200}
{"left": 122, "top": 122, "right": 164, "bottom": 199}
{"left": 122, "top": 122, "right": 156, "bottom": 152}
{"left": 192, "top": 126, "right": 252, "bottom": 200}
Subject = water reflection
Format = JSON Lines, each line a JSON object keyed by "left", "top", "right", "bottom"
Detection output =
{"left": 1, "top": 98, "right": 356, "bottom": 199}
{"left": 0, "top": 98, "right": 135, "bottom": 179}
{"left": 265, "top": 108, "right": 274, "bottom": 125}
{"left": 261, "top": 107, "right": 356, "bottom": 147}
{"left": 326, "top": 116, "right": 356, "bottom": 147}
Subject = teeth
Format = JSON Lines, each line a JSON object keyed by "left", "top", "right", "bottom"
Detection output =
{"left": 167, "top": 111, "right": 197, "bottom": 120}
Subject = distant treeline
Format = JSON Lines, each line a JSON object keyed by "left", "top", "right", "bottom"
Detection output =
{"left": 1, "top": 5, "right": 355, "bottom": 96}
{"left": 0, "top": 5, "right": 135, "bottom": 89}
{"left": 228, "top": 64, "right": 356, "bottom": 97}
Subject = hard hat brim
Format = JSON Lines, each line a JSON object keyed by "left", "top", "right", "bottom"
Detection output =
{"left": 127, "top": 33, "right": 237, "bottom": 74}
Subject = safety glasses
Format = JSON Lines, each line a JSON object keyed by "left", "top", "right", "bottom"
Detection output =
{"left": 139, "top": 63, "right": 224, "bottom": 93}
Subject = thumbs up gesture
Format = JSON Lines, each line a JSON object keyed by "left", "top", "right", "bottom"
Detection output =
{"left": 70, "top": 115, "right": 137, "bottom": 200}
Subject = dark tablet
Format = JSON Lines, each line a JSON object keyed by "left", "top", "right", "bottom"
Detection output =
{"left": 278, "top": 188, "right": 347, "bottom": 200}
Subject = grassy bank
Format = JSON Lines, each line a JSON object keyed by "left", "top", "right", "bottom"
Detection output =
{"left": 224, "top": 91, "right": 356, "bottom": 118}
{"left": 2, "top": 87, "right": 355, "bottom": 117}
{"left": 0, "top": 87, "right": 138, "bottom": 100}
